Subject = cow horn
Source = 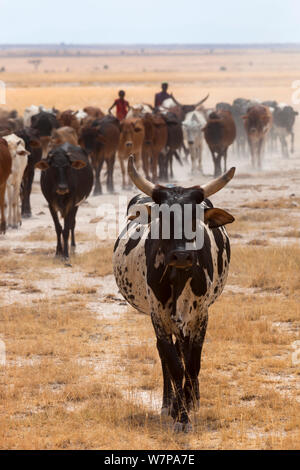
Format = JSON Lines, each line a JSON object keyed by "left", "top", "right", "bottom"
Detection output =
{"left": 170, "top": 95, "right": 182, "bottom": 107}
{"left": 128, "top": 155, "right": 155, "bottom": 197}
{"left": 201, "top": 167, "right": 235, "bottom": 197}
{"left": 194, "top": 94, "right": 209, "bottom": 108}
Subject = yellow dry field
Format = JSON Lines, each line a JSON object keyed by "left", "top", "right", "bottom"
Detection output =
{"left": 0, "top": 48, "right": 300, "bottom": 450}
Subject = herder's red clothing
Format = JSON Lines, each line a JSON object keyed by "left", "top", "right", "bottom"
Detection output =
{"left": 114, "top": 98, "right": 129, "bottom": 121}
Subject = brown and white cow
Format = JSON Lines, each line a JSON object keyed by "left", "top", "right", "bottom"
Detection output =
{"left": 118, "top": 118, "right": 145, "bottom": 188}
{"left": 0, "top": 138, "right": 12, "bottom": 233}
{"left": 41, "top": 126, "right": 79, "bottom": 159}
{"left": 243, "top": 105, "right": 272, "bottom": 169}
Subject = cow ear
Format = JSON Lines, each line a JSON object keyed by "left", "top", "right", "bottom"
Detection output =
{"left": 18, "top": 150, "right": 29, "bottom": 157}
{"left": 204, "top": 208, "right": 234, "bottom": 228}
{"left": 71, "top": 160, "right": 86, "bottom": 169}
{"left": 35, "top": 160, "right": 49, "bottom": 170}
{"left": 29, "top": 139, "right": 41, "bottom": 148}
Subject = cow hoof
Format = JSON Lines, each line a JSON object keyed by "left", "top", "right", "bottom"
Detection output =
{"left": 22, "top": 213, "right": 31, "bottom": 219}
{"left": 173, "top": 421, "right": 192, "bottom": 433}
{"left": 161, "top": 406, "right": 171, "bottom": 417}
{"left": 187, "top": 399, "right": 200, "bottom": 412}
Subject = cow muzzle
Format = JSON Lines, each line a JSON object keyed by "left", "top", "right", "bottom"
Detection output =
{"left": 166, "top": 250, "right": 194, "bottom": 269}
{"left": 56, "top": 186, "right": 69, "bottom": 195}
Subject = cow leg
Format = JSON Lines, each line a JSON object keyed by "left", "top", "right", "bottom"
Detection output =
{"left": 190, "top": 144, "right": 195, "bottom": 173}
{"left": 7, "top": 182, "right": 12, "bottom": 228}
{"left": 160, "top": 355, "right": 174, "bottom": 416}
{"left": 183, "top": 315, "right": 208, "bottom": 411}
{"left": 21, "top": 164, "right": 34, "bottom": 218}
{"left": 12, "top": 184, "right": 18, "bottom": 229}
{"left": 49, "top": 205, "right": 63, "bottom": 256}
{"left": 0, "top": 183, "right": 6, "bottom": 234}
{"left": 212, "top": 151, "right": 221, "bottom": 177}
{"left": 151, "top": 314, "right": 190, "bottom": 431}
{"left": 93, "top": 156, "right": 104, "bottom": 195}
{"left": 158, "top": 151, "right": 168, "bottom": 181}
{"left": 70, "top": 206, "right": 78, "bottom": 251}
{"left": 106, "top": 154, "right": 115, "bottom": 193}
{"left": 223, "top": 148, "right": 228, "bottom": 173}
{"left": 291, "top": 131, "right": 294, "bottom": 154}
{"left": 62, "top": 211, "right": 73, "bottom": 260}
{"left": 119, "top": 155, "right": 127, "bottom": 189}
{"left": 151, "top": 150, "right": 158, "bottom": 183}
{"left": 142, "top": 147, "right": 150, "bottom": 180}
{"left": 198, "top": 140, "right": 203, "bottom": 174}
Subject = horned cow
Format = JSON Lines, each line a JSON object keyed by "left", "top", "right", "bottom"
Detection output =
{"left": 113, "top": 156, "right": 235, "bottom": 432}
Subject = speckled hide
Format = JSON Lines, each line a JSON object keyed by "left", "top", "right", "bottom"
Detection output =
{"left": 113, "top": 191, "right": 233, "bottom": 432}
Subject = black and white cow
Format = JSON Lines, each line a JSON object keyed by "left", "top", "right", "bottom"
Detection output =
{"left": 113, "top": 156, "right": 235, "bottom": 432}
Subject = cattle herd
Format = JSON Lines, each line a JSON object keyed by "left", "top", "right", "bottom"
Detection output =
{"left": 0, "top": 95, "right": 298, "bottom": 432}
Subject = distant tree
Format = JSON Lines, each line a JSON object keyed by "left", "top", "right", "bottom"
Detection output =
{"left": 28, "top": 59, "right": 42, "bottom": 72}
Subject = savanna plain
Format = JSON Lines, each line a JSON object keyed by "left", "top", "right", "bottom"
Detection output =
{"left": 0, "top": 47, "right": 300, "bottom": 449}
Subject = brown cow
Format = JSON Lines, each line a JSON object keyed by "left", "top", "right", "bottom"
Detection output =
{"left": 243, "top": 105, "right": 273, "bottom": 168}
{"left": 83, "top": 106, "right": 105, "bottom": 120}
{"left": 203, "top": 110, "right": 236, "bottom": 177}
{"left": 0, "top": 138, "right": 12, "bottom": 233}
{"left": 118, "top": 118, "right": 145, "bottom": 188}
{"left": 57, "top": 110, "right": 80, "bottom": 134}
{"left": 79, "top": 115, "right": 120, "bottom": 194}
{"left": 41, "top": 127, "right": 78, "bottom": 159}
{"left": 142, "top": 113, "right": 167, "bottom": 182}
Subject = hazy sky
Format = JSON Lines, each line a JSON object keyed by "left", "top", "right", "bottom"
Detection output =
{"left": 1, "top": 0, "right": 299, "bottom": 44}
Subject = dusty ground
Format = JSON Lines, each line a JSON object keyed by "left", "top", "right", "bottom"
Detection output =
{"left": 0, "top": 48, "right": 300, "bottom": 449}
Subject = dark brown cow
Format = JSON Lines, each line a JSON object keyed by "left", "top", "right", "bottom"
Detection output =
{"left": 79, "top": 115, "right": 120, "bottom": 194}
{"left": 203, "top": 110, "right": 236, "bottom": 177}
{"left": 243, "top": 105, "right": 272, "bottom": 168}
{"left": 142, "top": 113, "right": 167, "bottom": 182}
{"left": 118, "top": 118, "right": 145, "bottom": 188}
{"left": 0, "top": 138, "right": 12, "bottom": 233}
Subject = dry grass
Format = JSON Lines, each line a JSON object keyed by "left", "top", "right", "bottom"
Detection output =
{"left": 241, "top": 197, "right": 300, "bottom": 210}
{"left": 230, "top": 245, "right": 300, "bottom": 296}
{"left": 0, "top": 47, "right": 300, "bottom": 449}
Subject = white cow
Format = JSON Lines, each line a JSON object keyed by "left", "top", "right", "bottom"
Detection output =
{"left": 3, "top": 135, "right": 29, "bottom": 228}
{"left": 182, "top": 110, "right": 207, "bottom": 174}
